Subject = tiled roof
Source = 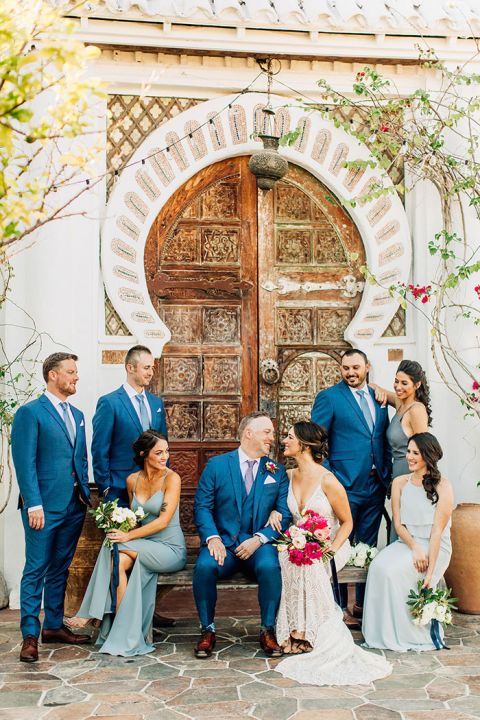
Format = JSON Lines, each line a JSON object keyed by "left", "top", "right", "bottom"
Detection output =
{"left": 84, "top": 0, "right": 480, "bottom": 36}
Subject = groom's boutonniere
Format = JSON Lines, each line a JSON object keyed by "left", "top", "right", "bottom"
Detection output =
{"left": 265, "top": 461, "right": 278, "bottom": 474}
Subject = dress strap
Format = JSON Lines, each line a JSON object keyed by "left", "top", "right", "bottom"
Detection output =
{"left": 399, "top": 401, "right": 423, "bottom": 419}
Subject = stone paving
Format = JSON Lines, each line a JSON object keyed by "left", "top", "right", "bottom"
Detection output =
{"left": 1, "top": 609, "right": 480, "bottom": 720}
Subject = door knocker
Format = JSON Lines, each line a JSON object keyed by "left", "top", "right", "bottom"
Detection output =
{"left": 260, "top": 358, "right": 280, "bottom": 385}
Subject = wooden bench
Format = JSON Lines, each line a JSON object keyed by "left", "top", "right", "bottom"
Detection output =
{"left": 157, "top": 563, "right": 367, "bottom": 599}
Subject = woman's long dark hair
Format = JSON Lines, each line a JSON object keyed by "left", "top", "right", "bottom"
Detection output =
{"left": 293, "top": 421, "right": 328, "bottom": 465}
{"left": 132, "top": 430, "right": 168, "bottom": 468}
{"left": 397, "top": 359, "right": 432, "bottom": 426}
{"left": 408, "top": 432, "right": 443, "bottom": 504}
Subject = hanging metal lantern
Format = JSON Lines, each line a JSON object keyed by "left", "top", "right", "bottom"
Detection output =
{"left": 248, "top": 61, "right": 288, "bottom": 191}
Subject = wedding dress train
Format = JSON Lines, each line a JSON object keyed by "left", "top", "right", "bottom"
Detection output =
{"left": 275, "top": 482, "right": 391, "bottom": 685}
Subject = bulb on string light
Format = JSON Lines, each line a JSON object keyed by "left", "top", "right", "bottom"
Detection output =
{"left": 399, "top": 141, "right": 408, "bottom": 155}
{"left": 368, "top": 132, "right": 377, "bottom": 144}
{"left": 141, "top": 158, "right": 145, "bottom": 165}
{"left": 429, "top": 154, "right": 437, "bottom": 167}
{"left": 85, "top": 179, "right": 90, "bottom": 187}
{"left": 114, "top": 170, "right": 119, "bottom": 182}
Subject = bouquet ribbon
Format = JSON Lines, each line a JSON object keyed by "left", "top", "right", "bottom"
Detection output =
{"left": 330, "top": 557, "right": 341, "bottom": 606}
{"left": 110, "top": 543, "right": 120, "bottom": 615}
{"left": 430, "top": 618, "right": 449, "bottom": 650}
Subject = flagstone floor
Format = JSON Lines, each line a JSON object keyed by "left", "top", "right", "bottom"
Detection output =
{"left": 1, "top": 603, "right": 480, "bottom": 720}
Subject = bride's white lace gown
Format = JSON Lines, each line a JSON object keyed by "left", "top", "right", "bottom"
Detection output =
{"left": 275, "top": 481, "right": 392, "bottom": 686}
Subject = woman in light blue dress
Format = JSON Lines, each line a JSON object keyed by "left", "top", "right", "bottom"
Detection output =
{"left": 363, "top": 432, "right": 453, "bottom": 652}
{"left": 68, "top": 430, "right": 186, "bottom": 656}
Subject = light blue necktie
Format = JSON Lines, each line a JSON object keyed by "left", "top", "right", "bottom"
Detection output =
{"left": 136, "top": 394, "right": 150, "bottom": 431}
{"left": 357, "top": 389, "right": 374, "bottom": 433}
{"left": 59, "top": 401, "right": 76, "bottom": 445}
{"left": 244, "top": 459, "right": 256, "bottom": 495}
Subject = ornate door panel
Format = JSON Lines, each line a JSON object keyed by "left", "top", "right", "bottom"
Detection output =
{"left": 257, "top": 164, "right": 365, "bottom": 451}
{"left": 145, "top": 157, "right": 257, "bottom": 551}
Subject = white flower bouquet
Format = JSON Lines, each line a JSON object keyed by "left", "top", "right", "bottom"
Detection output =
{"left": 407, "top": 580, "right": 457, "bottom": 628}
{"left": 346, "top": 542, "right": 378, "bottom": 568}
{"left": 89, "top": 499, "right": 146, "bottom": 548}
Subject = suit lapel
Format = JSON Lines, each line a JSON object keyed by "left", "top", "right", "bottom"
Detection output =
{"left": 339, "top": 382, "right": 372, "bottom": 434}
{"left": 228, "top": 451, "right": 243, "bottom": 516}
{"left": 253, "top": 457, "right": 268, "bottom": 527}
{"left": 366, "top": 385, "right": 378, "bottom": 429}
{"left": 39, "top": 394, "right": 72, "bottom": 445}
{"left": 118, "top": 387, "right": 143, "bottom": 434}
{"left": 70, "top": 405, "right": 82, "bottom": 448}
{"left": 145, "top": 391, "right": 161, "bottom": 431}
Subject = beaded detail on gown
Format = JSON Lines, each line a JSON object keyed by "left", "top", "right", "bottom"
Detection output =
{"left": 275, "top": 482, "right": 392, "bottom": 686}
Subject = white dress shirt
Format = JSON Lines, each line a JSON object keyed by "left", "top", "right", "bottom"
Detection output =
{"left": 123, "top": 382, "right": 152, "bottom": 426}
{"left": 349, "top": 384, "right": 376, "bottom": 425}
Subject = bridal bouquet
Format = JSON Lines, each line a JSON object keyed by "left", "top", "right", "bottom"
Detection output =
{"left": 274, "top": 509, "right": 333, "bottom": 566}
{"left": 347, "top": 542, "right": 378, "bottom": 568}
{"left": 407, "top": 579, "right": 457, "bottom": 627}
{"left": 89, "top": 499, "right": 146, "bottom": 548}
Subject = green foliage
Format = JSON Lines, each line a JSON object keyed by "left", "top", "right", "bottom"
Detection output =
{"left": 0, "top": 0, "right": 104, "bottom": 253}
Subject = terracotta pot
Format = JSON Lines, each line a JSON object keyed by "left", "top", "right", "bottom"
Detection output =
{"left": 445, "top": 503, "right": 480, "bottom": 614}
{"left": 64, "top": 488, "right": 104, "bottom": 616}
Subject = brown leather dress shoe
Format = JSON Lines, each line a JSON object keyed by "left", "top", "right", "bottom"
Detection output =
{"left": 352, "top": 603, "right": 363, "bottom": 619}
{"left": 343, "top": 610, "right": 361, "bottom": 629}
{"left": 41, "top": 625, "right": 90, "bottom": 645}
{"left": 194, "top": 630, "right": 216, "bottom": 658}
{"left": 20, "top": 636, "right": 38, "bottom": 663}
{"left": 259, "top": 628, "right": 283, "bottom": 657}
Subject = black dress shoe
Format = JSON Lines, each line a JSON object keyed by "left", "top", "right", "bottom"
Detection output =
{"left": 20, "top": 636, "right": 38, "bottom": 663}
{"left": 352, "top": 603, "right": 363, "bottom": 619}
{"left": 194, "top": 630, "right": 216, "bottom": 658}
{"left": 41, "top": 625, "right": 90, "bottom": 644}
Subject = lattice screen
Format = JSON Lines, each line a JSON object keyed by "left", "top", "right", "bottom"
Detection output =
{"left": 104, "top": 94, "right": 204, "bottom": 335}
{"left": 106, "top": 94, "right": 204, "bottom": 196}
{"left": 382, "top": 306, "right": 406, "bottom": 337}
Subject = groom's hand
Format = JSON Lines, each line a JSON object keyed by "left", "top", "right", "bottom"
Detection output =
{"left": 207, "top": 537, "right": 227, "bottom": 566}
{"left": 235, "top": 536, "right": 261, "bottom": 560}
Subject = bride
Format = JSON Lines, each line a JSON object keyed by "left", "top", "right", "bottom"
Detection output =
{"left": 269, "top": 421, "right": 391, "bottom": 685}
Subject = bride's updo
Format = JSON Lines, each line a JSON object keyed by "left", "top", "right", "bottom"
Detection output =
{"left": 293, "top": 421, "right": 329, "bottom": 464}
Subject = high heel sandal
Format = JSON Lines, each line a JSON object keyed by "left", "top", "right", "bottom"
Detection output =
{"left": 65, "top": 617, "right": 101, "bottom": 630}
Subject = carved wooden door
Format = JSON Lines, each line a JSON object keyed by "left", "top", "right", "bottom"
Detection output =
{"left": 145, "top": 158, "right": 365, "bottom": 550}
{"left": 257, "top": 164, "right": 366, "bottom": 456}
{"left": 145, "top": 157, "right": 257, "bottom": 551}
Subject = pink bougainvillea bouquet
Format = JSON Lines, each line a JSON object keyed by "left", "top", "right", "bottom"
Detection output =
{"left": 274, "top": 509, "right": 333, "bottom": 566}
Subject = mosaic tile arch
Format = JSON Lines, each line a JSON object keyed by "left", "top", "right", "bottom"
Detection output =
{"left": 101, "top": 92, "right": 412, "bottom": 355}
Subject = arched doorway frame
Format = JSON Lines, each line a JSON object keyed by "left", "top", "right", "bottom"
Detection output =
{"left": 101, "top": 92, "right": 411, "bottom": 356}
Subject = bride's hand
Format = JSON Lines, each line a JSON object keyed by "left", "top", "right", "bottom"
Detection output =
{"left": 370, "top": 383, "right": 388, "bottom": 407}
{"left": 265, "top": 510, "right": 283, "bottom": 532}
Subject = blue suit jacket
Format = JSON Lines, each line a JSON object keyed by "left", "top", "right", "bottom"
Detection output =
{"left": 11, "top": 394, "right": 90, "bottom": 512}
{"left": 194, "top": 450, "right": 292, "bottom": 547}
{"left": 92, "top": 386, "right": 168, "bottom": 498}
{"left": 311, "top": 381, "right": 391, "bottom": 494}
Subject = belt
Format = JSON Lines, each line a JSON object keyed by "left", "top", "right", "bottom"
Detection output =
{"left": 369, "top": 469, "right": 378, "bottom": 477}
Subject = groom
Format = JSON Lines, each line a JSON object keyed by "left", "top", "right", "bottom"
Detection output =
{"left": 193, "top": 411, "right": 291, "bottom": 658}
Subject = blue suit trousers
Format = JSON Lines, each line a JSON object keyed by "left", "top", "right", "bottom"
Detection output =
{"left": 20, "top": 493, "right": 86, "bottom": 638}
{"left": 193, "top": 543, "right": 281, "bottom": 630}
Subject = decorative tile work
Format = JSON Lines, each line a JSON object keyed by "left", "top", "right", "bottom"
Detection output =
{"left": 274, "top": 107, "right": 291, "bottom": 138}
{"left": 203, "top": 307, "right": 240, "bottom": 344}
{"left": 317, "top": 308, "right": 352, "bottom": 343}
{"left": 276, "top": 184, "right": 310, "bottom": 220}
{"left": 106, "top": 94, "right": 203, "bottom": 195}
{"left": 201, "top": 181, "right": 239, "bottom": 219}
{"left": 124, "top": 191, "right": 149, "bottom": 221}
{"left": 165, "top": 131, "right": 189, "bottom": 170}
{"left": 185, "top": 120, "right": 208, "bottom": 160}
{"left": 382, "top": 305, "right": 407, "bottom": 337}
{"left": 276, "top": 228, "right": 312, "bottom": 264}
{"left": 149, "top": 148, "right": 175, "bottom": 186}
{"left": 104, "top": 290, "right": 130, "bottom": 336}
{"left": 116, "top": 215, "right": 140, "bottom": 241}
{"left": 311, "top": 129, "right": 331, "bottom": 163}
{"left": 111, "top": 238, "right": 137, "bottom": 263}
{"left": 276, "top": 308, "right": 314, "bottom": 344}
{"left": 204, "top": 402, "right": 240, "bottom": 440}
{"left": 165, "top": 401, "right": 201, "bottom": 440}
{"left": 207, "top": 112, "right": 227, "bottom": 150}
{"left": 294, "top": 117, "right": 311, "bottom": 152}
{"left": 163, "top": 356, "right": 202, "bottom": 394}
{"left": 329, "top": 143, "right": 349, "bottom": 176}
{"left": 229, "top": 104, "right": 248, "bottom": 144}
{"left": 368, "top": 196, "right": 393, "bottom": 226}
{"left": 203, "top": 356, "right": 240, "bottom": 394}
{"left": 134, "top": 168, "right": 160, "bottom": 201}
{"left": 102, "top": 349, "right": 127, "bottom": 363}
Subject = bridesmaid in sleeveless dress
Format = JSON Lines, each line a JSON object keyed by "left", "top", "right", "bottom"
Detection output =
{"left": 67, "top": 430, "right": 187, "bottom": 656}
{"left": 372, "top": 360, "right": 431, "bottom": 541}
{"left": 268, "top": 422, "right": 391, "bottom": 685}
{"left": 363, "top": 433, "right": 453, "bottom": 652}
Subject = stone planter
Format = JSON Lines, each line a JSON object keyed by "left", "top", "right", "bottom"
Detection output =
{"left": 445, "top": 503, "right": 480, "bottom": 614}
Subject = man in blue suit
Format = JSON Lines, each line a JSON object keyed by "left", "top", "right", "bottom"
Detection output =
{"left": 311, "top": 348, "right": 391, "bottom": 623}
{"left": 92, "top": 344, "right": 167, "bottom": 507}
{"left": 12, "top": 352, "right": 91, "bottom": 662}
{"left": 193, "top": 411, "right": 292, "bottom": 658}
